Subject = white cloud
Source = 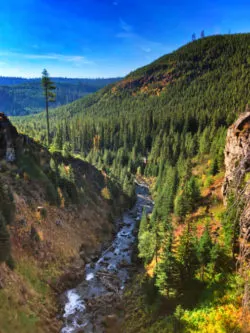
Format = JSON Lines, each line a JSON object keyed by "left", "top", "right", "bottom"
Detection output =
{"left": 141, "top": 46, "right": 152, "bottom": 53}
{"left": 119, "top": 18, "right": 133, "bottom": 32}
{"left": 116, "top": 32, "right": 136, "bottom": 39}
{"left": 0, "top": 51, "right": 94, "bottom": 65}
{"left": 116, "top": 28, "right": 164, "bottom": 55}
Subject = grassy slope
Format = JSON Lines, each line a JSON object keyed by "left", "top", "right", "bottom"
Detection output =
{"left": 0, "top": 137, "right": 129, "bottom": 333}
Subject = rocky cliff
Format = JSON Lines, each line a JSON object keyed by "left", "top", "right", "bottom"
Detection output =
{"left": 223, "top": 105, "right": 250, "bottom": 198}
{"left": 0, "top": 112, "right": 19, "bottom": 162}
{"left": 222, "top": 105, "right": 250, "bottom": 320}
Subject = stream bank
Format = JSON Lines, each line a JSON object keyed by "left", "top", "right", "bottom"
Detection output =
{"left": 61, "top": 182, "right": 153, "bottom": 333}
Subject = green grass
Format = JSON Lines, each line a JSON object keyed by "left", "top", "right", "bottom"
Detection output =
{"left": 0, "top": 290, "right": 40, "bottom": 333}
{"left": 16, "top": 259, "right": 49, "bottom": 297}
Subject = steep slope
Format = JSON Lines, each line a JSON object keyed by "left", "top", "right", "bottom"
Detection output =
{"left": 222, "top": 107, "right": 250, "bottom": 327}
{"left": 0, "top": 115, "right": 130, "bottom": 333}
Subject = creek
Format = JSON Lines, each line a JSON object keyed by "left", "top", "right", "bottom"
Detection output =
{"left": 61, "top": 182, "right": 153, "bottom": 333}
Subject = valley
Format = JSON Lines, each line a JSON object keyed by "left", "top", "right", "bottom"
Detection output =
{"left": 0, "top": 32, "right": 249, "bottom": 333}
{"left": 62, "top": 182, "right": 153, "bottom": 333}
{"left": 0, "top": 77, "right": 120, "bottom": 116}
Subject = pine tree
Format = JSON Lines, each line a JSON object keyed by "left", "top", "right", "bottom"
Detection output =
{"left": 174, "top": 192, "right": 188, "bottom": 219}
{"left": 138, "top": 230, "right": 156, "bottom": 265}
{"left": 41, "top": 69, "right": 56, "bottom": 146}
{"left": 185, "top": 176, "right": 201, "bottom": 212}
{"left": 62, "top": 142, "right": 72, "bottom": 158}
{"left": 209, "top": 158, "right": 219, "bottom": 175}
{"left": 197, "top": 223, "right": 213, "bottom": 280}
{"left": 177, "top": 224, "right": 199, "bottom": 286}
{"left": 155, "top": 229, "right": 179, "bottom": 296}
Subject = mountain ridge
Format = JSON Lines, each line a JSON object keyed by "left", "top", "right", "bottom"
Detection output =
{"left": 0, "top": 77, "right": 121, "bottom": 116}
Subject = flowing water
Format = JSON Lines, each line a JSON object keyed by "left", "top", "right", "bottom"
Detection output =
{"left": 61, "top": 182, "right": 153, "bottom": 333}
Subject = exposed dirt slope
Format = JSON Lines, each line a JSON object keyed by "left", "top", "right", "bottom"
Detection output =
{"left": 0, "top": 115, "right": 129, "bottom": 333}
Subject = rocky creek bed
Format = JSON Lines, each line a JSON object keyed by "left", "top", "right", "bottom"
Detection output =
{"left": 61, "top": 182, "right": 153, "bottom": 333}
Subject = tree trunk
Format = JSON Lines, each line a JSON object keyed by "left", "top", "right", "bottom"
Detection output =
{"left": 45, "top": 88, "right": 50, "bottom": 146}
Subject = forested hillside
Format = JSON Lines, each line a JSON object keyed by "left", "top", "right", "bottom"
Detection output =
{"left": 0, "top": 114, "right": 131, "bottom": 332}
{"left": 0, "top": 77, "right": 120, "bottom": 116}
{"left": 13, "top": 33, "right": 250, "bottom": 332}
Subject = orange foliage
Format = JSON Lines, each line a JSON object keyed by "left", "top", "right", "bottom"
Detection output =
{"left": 23, "top": 172, "right": 30, "bottom": 181}
{"left": 93, "top": 135, "right": 101, "bottom": 151}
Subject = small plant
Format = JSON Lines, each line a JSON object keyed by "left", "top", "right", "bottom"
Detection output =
{"left": 37, "top": 206, "right": 47, "bottom": 219}
{"left": 101, "top": 186, "right": 111, "bottom": 200}
{"left": 204, "top": 175, "right": 213, "bottom": 187}
{"left": 6, "top": 255, "right": 15, "bottom": 270}
{"left": 0, "top": 161, "right": 8, "bottom": 172}
{"left": 23, "top": 172, "right": 30, "bottom": 181}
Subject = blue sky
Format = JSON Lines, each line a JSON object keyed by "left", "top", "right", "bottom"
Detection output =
{"left": 0, "top": 0, "right": 249, "bottom": 78}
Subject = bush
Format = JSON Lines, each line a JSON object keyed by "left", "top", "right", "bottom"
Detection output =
{"left": 6, "top": 255, "right": 15, "bottom": 270}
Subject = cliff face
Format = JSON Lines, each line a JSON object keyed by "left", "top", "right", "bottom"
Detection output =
{"left": 0, "top": 112, "right": 18, "bottom": 162}
{"left": 222, "top": 106, "right": 250, "bottom": 199}
{"left": 223, "top": 106, "right": 250, "bottom": 318}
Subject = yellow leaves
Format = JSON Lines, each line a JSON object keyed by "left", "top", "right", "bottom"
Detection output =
{"left": 111, "top": 86, "right": 117, "bottom": 94}
{"left": 37, "top": 230, "right": 44, "bottom": 242}
{"left": 146, "top": 257, "right": 156, "bottom": 278}
{"left": 101, "top": 186, "right": 111, "bottom": 200}
{"left": 57, "top": 187, "right": 65, "bottom": 208}
{"left": 182, "top": 304, "right": 243, "bottom": 333}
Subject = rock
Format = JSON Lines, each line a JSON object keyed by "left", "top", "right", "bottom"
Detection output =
{"left": 0, "top": 278, "right": 5, "bottom": 289}
{"left": 103, "top": 314, "right": 119, "bottom": 328}
{"left": 6, "top": 147, "right": 15, "bottom": 162}
{"left": 118, "top": 259, "right": 129, "bottom": 268}
{"left": 56, "top": 219, "right": 62, "bottom": 227}
{"left": 90, "top": 254, "right": 98, "bottom": 261}
{"left": 223, "top": 106, "right": 250, "bottom": 200}
{"left": 79, "top": 251, "right": 86, "bottom": 261}
{"left": 0, "top": 113, "right": 18, "bottom": 162}
{"left": 18, "top": 219, "right": 27, "bottom": 227}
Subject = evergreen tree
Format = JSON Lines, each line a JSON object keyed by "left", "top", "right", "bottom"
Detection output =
{"left": 185, "top": 176, "right": 201, "bottom": 212}
{"left": 62, "top": 142, "right": 72, "bottom": 158}
{"left": 177, "top": 224, "right": 199, "bottom": 286}
{"left": 209, "top": 158, "right": 219, "bottom": 175}
{"left": 155, "top": 232, "right": 179, "bottom": 296}
{"left": 222, "top": 193, "right": 241, "bottom": 258}
{"left": 138, "top": 230, "right": 156, "bottom": 265}
{"left": 41, "top": 69, "right": 56, "bottom": 146}
{"left": 174, "top": 192, "right": 188, "bottom": 219}
{"left": 197, "top": 224, "right": 213, "bottom": 280}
